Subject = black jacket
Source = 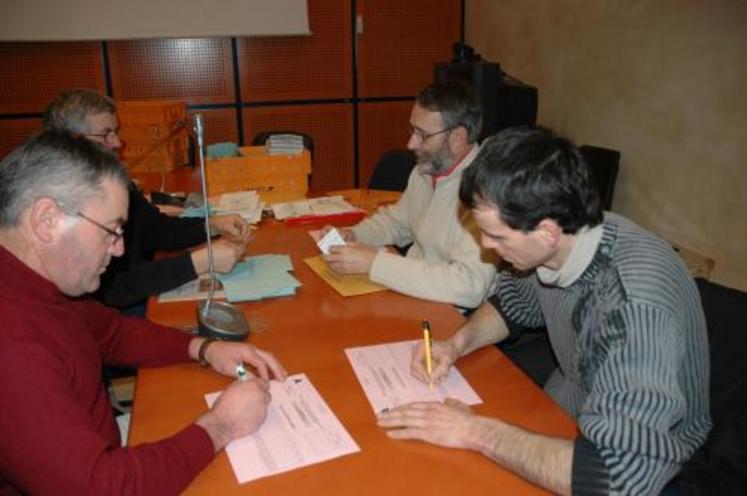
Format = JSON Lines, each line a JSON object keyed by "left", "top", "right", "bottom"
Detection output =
{"left": 94, "top": 183, "right": 205, "bottom": 308}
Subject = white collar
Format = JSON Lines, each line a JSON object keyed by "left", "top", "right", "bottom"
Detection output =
{"left": 536, "top": 224, "right": 603, "bottom": 287}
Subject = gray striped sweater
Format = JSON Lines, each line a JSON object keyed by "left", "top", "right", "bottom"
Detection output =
{"left": 490, "top": 213, "right": 711, "bottom": 495}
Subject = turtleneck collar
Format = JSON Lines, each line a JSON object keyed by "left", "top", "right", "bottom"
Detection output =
{"left": 536, "top": 224, "right": 604, "bottom": 287}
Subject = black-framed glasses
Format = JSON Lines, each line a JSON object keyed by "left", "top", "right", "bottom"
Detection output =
{"left": 85, "top": 127, "right": 120, "bottom": 142}
{"left": 409, "top": 125, "right": 453, "bottom": 142}
{"left": 56, "top": 201, "right": 124, "bottom": 243}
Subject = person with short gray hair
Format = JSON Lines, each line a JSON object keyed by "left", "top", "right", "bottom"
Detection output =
{"left": 43, "top": 89, "right": 250, "bottom": 313}
{"left": 43, "top": 89, "right": 117, "bottom": 137}
{"left": 0, "top": 128, "right": 127, "bottom": 228}
{"left": 0, "top": 130, "right": 286, "bottom": 495}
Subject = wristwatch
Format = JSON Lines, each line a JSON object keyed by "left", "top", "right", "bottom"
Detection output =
{"left": 198, "top": 337, "right": 217, "bottom": 368}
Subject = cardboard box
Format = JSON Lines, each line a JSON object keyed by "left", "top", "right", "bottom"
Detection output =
{"left": 206, "top": 146, "right": 311, "bottom": 197}
{"left": 118, "top": 100, "right": 189, "bottom": 173}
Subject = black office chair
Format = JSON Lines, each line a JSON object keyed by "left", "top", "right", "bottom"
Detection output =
{"left": 670, "top": 278, "right": 747, "bottom": 493}
{"left": 579, "top": 145, "right": 620, "bottom": 211}
{"left": 251, "top": 131, "right": 314, "bottom": 158}
{"left": 367, "top": 149, "right": 416, "bottom": 191}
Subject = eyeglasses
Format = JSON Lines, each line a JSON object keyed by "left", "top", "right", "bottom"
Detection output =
{"left": 409, "top": 125, "right": 453, "bottom": 142}
{"left": 56, "top": 201, "right": 124, "bottom": 243}
{"left": 85, "top": 127, "right": 120, "bottom": 143}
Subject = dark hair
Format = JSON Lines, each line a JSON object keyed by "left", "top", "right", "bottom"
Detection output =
{"left": 460, "top": 126, "right": 602, "bottom": 234}
{"left": 0, "top": 130, "right": 128, "bottom": 227}
{"left": 43, "top": 89, "right": 117, "bottom": 134}
{"left": 416, "top": 81, "right": 482, "bottom": 143}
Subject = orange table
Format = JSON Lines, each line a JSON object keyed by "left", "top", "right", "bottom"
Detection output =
{"left": 130, "top": 220, "right": 578, "bottom": 495}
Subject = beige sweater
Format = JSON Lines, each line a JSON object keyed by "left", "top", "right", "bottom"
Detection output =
{"left": 352, "top": 145, "right": 496, "bottom": 308}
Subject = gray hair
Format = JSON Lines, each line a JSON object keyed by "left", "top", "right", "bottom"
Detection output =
{"left": 0, "top": 130, "right": 129, "bottom": 227}
{"left": 43, "top": 89, "right": 117, "bottom": 134}
{"left": 416, "top": 81, "right": 483, "bottom": 143}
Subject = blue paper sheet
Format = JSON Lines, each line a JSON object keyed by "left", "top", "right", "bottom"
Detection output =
{"left": 218, "top": 254, "right": 300, "bottom": 302}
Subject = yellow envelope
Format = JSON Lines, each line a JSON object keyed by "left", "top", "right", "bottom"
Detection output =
{"left": 304, "top": 255, "right": 387, "bottom": 297}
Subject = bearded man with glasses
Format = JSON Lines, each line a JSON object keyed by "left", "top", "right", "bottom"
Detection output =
{"left": 318, "top": 81, "right": 496, "bottom": 310}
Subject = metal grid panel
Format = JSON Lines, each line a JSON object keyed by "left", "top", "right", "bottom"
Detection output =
{"left": 108, "top": 38, "right": 234, "bottom": 104}
{"left": 243, "top": 104, "right": 354, "bottom": 191}
{"left": 357, "top": 100, "right": 414, "bottom": 187}
{"left": 238, "top": 0, "right": 352, "bottom": 102}
{"left": 187, "top": 108, "right": 239, "bottom": 146}
{"left": 0, "top": 42, "right": 104, "bottom": 114}
{"left": 357, "top": 0, "right": 460, "bottom": 97}
{"left": 0, "top": 118, "right": 43, "bottom": 160}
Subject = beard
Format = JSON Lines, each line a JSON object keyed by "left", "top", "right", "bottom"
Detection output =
{"left": 416, "top": 145, "right": 452, "bottom": 175}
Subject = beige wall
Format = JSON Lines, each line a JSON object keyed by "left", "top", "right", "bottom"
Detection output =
{"left": 466, "top": 0, "right": 747, "bottom": 291}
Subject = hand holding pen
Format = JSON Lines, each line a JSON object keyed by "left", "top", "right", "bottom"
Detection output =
{"left": 410, "top": 320, "right": 459, "bottom": 385}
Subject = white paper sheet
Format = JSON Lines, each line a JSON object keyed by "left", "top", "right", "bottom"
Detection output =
{"left": 271, "top": 196, "right": 358, "bottom": 220}
{"left": 157, "top": 273, "right": 226, "bottom": 302}
{"left": 345, "top": 340, "right": 483, "bottom": 414}
{"left": 205, "top": 373, "right": 360, "bottom": 484}
{"left": 316, "top": 227, "right": 346, "bottom": 255}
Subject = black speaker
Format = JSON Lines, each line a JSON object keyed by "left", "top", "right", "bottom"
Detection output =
{"left": 579, "top": 145, "right": 621, "bottom": 211}
{"left": 434, "top": 61, "right": 538, "bottom": 141}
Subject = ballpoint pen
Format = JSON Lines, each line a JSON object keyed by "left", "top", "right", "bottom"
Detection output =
{"left": 422, "top": 320, "right": 433, "bottom": 379}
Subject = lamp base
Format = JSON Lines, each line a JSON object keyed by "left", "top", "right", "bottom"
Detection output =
{"left": 196, "top": 300, "right": 250, "bottom": 341}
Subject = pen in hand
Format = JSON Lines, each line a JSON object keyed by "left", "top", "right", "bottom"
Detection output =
{"left": 422, "top": 320, "right": 433, "bottom": 383}
{"left": 236, "top": 363, "right": 248, "bottom": 382}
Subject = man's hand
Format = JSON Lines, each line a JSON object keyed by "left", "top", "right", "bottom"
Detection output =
{"left": 191, "top": 238, "right": 246, "bottom": 275}
{"left": 324, "top": 243, "right": 377, "bottom": 274}
{"left": 377, "top": 397, "right": 574, "bottom": 495}
{"left": 377, "top": 398, "right": 478, "bottom": 450}
{"left": 309, "top": 225, "right": 356, "bottom": 243}
{"left": 196, "top": 379, "right": 271, "bottom": 451}
{"left": 196, "top": 339, "right": 287, "bottom": 382}
{"left": 209, "top": 214, "right": 251, "bottom": 242}
{"left": 410, "top": 338, "right": 460, "bottom": 385}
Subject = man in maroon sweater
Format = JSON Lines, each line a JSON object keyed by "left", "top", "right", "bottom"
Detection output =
{"left": 0, "top": 131, "right": 287, "bottom": 495}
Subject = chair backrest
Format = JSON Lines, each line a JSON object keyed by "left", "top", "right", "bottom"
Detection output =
{"left": 579, "top": 145, "right": 620, "bottom": 211}
{"left": 251, "top": 131, "right": 314, "bottom": 157}
{"left": 671, "top": 278, "right": 747, "bottom": 493}
{"left": 367, "top": 149, "right": 416, "bottom": 191}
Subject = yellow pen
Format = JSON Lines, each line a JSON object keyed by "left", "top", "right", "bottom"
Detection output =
{"left": 422, "top": 319, "right": 433, "bottom": 378}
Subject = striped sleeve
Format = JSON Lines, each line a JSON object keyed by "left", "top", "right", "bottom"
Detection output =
{"left": 576, "top": 302, "right": 708, "bottom": 495}
{"left": 488, "top": 271, "right": 545, "bottom": 336}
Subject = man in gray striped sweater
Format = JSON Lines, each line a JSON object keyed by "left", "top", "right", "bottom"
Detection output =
{"left": 377, "top": 127, "right": 711, "bottom": 495}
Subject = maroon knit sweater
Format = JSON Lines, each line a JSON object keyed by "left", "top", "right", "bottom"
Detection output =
{"left": 0, "top": 245, "right": 214, "bottom": 495}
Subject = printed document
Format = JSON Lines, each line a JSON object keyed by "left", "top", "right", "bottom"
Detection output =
{"left": 345, "top": 340, "right": 482, "bottom": 414}
{"left": 205, "top": 374, "right": 360, "bottom": 484}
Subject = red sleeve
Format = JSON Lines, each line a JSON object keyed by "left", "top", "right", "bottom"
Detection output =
{"left": 82, "top": 299, "right": 194, "bottom": 368}
{"left": 0, "top": 338, "right": 214, "bottom": 495}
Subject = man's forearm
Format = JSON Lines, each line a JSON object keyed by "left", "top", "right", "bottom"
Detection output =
{"left": 451, "top": 301, "right": 510, "bottom": 356}
{"left": 468, "top": 415, "right": 573, "bottom": 495}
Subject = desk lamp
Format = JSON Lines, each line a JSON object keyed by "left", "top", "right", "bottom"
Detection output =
{"left": 193, "top": 114, "right": 250, "bottom": 341}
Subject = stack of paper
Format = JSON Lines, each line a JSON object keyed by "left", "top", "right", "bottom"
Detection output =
{"left": 218, "top": 254, "right": 301, "bottom": 302}
{"left": 271, "top": 196, "right": 364, "bottom": 223}
{"left": 179, "top": 190, "right": 263, "bottom": 224}
{"left": 215, "top": 191, "right": 263, "bottom": 224}
{"left": 158, "top": 273, "right": 225, "bottom": 303}
{"left": 266, "top": 134, "right": 305, "bottom": 156}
